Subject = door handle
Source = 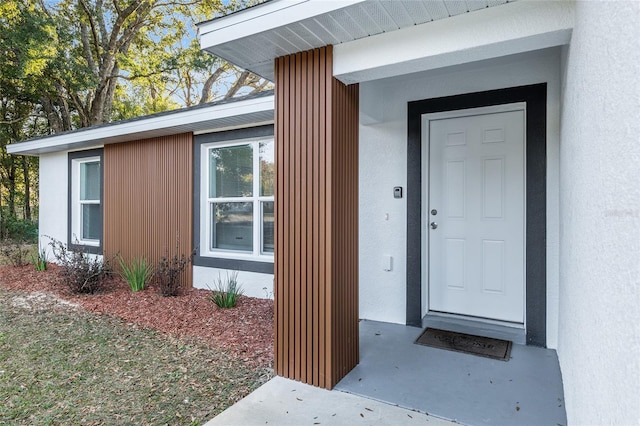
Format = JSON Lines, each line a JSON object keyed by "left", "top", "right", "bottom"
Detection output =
{"left": 430, "top": 222, "right": 438, "bottom": 229}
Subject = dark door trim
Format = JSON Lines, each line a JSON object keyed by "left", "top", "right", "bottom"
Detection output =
{"left": 406, "top": 83, "right": 547, "bottom": 347}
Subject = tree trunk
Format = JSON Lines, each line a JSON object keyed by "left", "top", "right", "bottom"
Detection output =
{"left": 8, "top": 160, "right": 16, "bottom": 218}
{"left": 103, "top": 72, "right": 117, "bottom": 121}
{"left": 40, "top": 97, "right": 63, "bottom": 134}
{"left": 57, "top": 90, "right": 73, "bottom": 131}
{"left": 0, "top": 183, "right": 3, "bottom": 239}
{"left": 22, "top": 156, "right": 31, "bottom": 221}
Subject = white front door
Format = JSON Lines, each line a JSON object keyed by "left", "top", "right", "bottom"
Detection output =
{"left": 426, "top": 105, "right": 525, "bottom": 324}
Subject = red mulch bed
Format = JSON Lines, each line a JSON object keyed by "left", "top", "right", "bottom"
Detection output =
{"left": 0, "top": 265, "right": 274, "bottom": 369}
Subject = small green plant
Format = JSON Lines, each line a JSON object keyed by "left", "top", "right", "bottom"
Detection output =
{"left": 208, "top": 271, "right": 243, "bottom": 308}
{"left": 30, "top": 248, "right": 48, "bottom": 271}
{"left": 118, "top": 256, "right": 153, "bottom": 292}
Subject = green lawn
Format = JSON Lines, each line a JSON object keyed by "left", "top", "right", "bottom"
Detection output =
{"left": 0, "top": 289, "right": 265, "bottom": 425}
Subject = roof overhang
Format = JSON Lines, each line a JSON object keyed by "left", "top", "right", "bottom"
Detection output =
{"left": 198, "top": 0, "right": 515, "bottom": 82}
{"left": 8, "top": 93, "right": 274, "bottom": 156}
{"left": 333, "top": 0, "right": 574, "bottom": 84}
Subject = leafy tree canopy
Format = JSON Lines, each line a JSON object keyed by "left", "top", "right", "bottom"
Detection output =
{"left": 0, "top": 0, "right": 270, "bottom": 227}
{"left": 1, "top": 0, "right": 270, "bottom": 132}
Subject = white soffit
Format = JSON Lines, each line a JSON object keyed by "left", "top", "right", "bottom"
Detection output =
{"left": 334, "top": 0, "right": 575, "bottom": 84}
{"left": 7, "top": 93, "right": 275, "bottom": 156}
{"left": 199, "top": 0, "right": 514, "bottom": 82}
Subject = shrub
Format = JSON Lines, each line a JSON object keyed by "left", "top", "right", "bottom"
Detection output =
{"left": 208, "top": 271, "right": 243, "bottom": 308}
{"left": 0, "top": 216, "right": 38, "bottom": 243}
{"left": 48, "top": 238, "right": 111, "bottom": 294}
{"left": 30, "top": 248, "right": 48, "bottom": 271}
{"left": 118, "top": 256, "right": 153, "bottom": 292}
{"left": 0, "top": 240, "right": 32, "bottom": 266}
{"left": 155, "top": 249, "right": 195, "bottom": 297}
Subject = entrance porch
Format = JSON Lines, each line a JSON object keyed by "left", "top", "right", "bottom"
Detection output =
{"left": 336, "top": 320, "right": 566, "bottom": 425}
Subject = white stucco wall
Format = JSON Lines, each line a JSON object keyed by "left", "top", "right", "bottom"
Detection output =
{"left": 358, "top": 48, "right": 562, "bottom": 348}
{"left": 558, "top": 2, "right": 640, "bottom": 424}
{"left": 38, "top": 152, "right": 69, "bottom": 255}
{"left": 193, "top": 265, "right": 273, "bottom": 299}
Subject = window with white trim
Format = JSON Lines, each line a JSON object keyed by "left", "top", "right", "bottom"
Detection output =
{"left": 70, "top": 155, "right": 102, "bottom": 248}
{"left": 201, "top": 138, "right": 274, "bottom": 260}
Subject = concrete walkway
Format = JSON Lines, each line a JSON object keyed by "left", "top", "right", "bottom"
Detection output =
{"left": 206, "top": 376, "right": 456, "bottom": 426}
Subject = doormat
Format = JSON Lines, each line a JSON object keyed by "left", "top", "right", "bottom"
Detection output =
{"left": 414, "top": 328, "right": 512, "bottom": 361}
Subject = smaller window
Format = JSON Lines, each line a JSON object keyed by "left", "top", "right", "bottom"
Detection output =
{"left": 79, "top": 161, "right": 101, "bottom": 241}
{"left": 70, "top": 152, "right": 103, "bottom": 251}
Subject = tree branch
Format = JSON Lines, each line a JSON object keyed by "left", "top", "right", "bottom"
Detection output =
{"left": 155, "top": 0, "right": 201, "bottom": 8}
{"left": 0, "top": 115, "right": 37, "bottom": 125}
{"left": 224, "top": 70, "right": 251, "bottom": 99}
{"left": 78, "top": 20, "right": 98, "bottom": 74}
{"left": 113, "top": 67, "right": 178, "bottom": 81}
{"left": 95, "top": 0, "right": 108, "bottom": 46}
{"left": 249, "top": 79, "right": 271, "bottom": 94}
{"left": 78, "top": 0, "right": 101, "bottom": 67}
{"left": 37, "top": 0, "right": 54, "bottom": 19}
{"left": 199, "top": 66, "right": 227, "bottom": 104}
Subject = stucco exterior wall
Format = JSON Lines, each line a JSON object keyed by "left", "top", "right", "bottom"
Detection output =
{"left": 38, "top": 152, "right": 68, "bottom": 254}
{"left": 558, "top": 2, "right": 640, "bottom": 424}
{"left": 358, "top": 48, "right": 561, "bottom": 348}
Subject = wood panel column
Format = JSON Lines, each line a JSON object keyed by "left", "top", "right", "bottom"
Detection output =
{"left": 274, "top": 46, "right": 359, "bottom": 389}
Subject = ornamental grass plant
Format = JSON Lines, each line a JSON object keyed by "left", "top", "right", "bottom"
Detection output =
{"left": 118, "top": 256, "right": 153, "bottom": 292}
{"left": 209, "top": 271, "right": 243, "bottom": 308}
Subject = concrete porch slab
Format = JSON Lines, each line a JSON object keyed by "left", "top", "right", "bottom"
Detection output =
{"left": 335, "top": 320, "right": 567, "bottom": 426}
{"left": 206, "top": 376, "right": 456, "bottom": 425}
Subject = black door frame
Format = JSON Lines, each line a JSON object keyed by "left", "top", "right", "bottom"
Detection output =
{"left": 406, "top": 83, "right": 547, "bottom": 347}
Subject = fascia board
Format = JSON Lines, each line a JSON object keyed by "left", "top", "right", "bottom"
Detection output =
{"left": 333, "top": 0, "right": 575, "bottom": 84}
{"left": 8, "top": 96, "right": 275, "bottom": 156}
{"left": 199, "top": 0, "right": 365, "bottom": 49}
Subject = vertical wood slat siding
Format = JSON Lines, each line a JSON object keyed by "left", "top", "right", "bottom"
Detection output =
{"left": 332, "top": 80, "right": 359, "bottom": 385}
{"left": 104, "top": 134, "right": 193, "bottom": 287}
{"left": 274, "top": 46, "right": 359, "bottom": 389}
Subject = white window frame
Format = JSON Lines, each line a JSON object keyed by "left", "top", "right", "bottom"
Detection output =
{"left": 70, "top": 156, "right": 101, "bottom": 247}
{"left": 200, "top": 137, "right": 274, "bottom": 262}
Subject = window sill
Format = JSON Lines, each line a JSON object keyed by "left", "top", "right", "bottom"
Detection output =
{"left": 201, "top": 250, "right": 273, "bottom": 262}
{"left": 68, "top": 242, "right": 103, "bottom": 255}
{"left": 193, "top": 254, "right": 274, "bottom": 274}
